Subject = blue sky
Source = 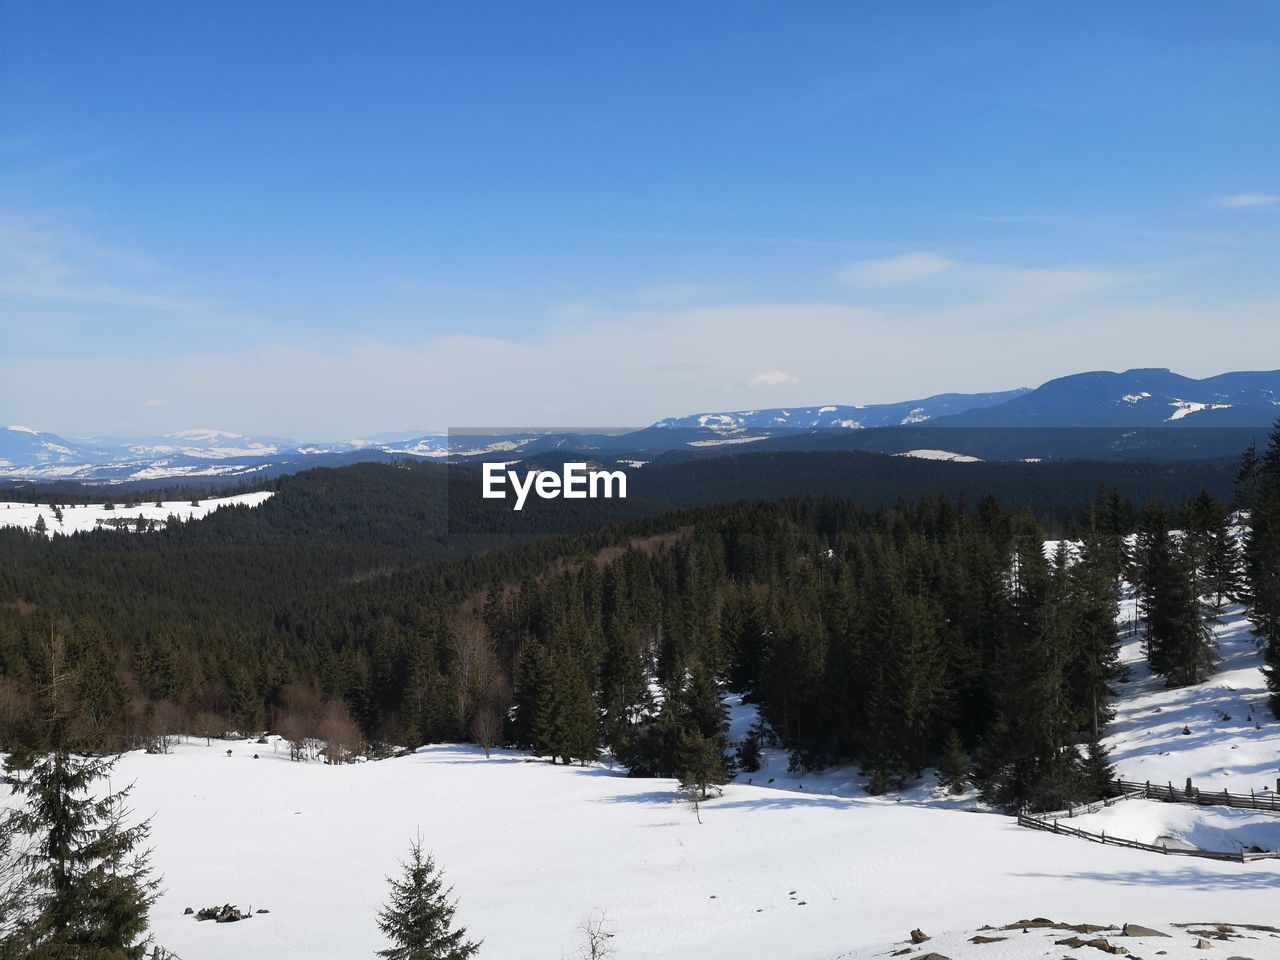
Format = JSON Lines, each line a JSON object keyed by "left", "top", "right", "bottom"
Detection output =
{"left": 2, "top": 1, "right": 1278, "bottom": 438}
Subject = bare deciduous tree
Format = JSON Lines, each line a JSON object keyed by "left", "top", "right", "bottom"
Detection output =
{"left": 577, "top": 910, "right": 615, "bottom": 960}
{"left": 319, "top": 699, "right": 363, "bottom": 765}
{"left": 470, "top": 705, "right": 503, "bottom": 759}
{"left": 451, "top": 618, "right": 499, "bottom": 734}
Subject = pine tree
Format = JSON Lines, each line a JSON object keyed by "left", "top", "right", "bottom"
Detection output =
{"left": 376, "top": 838, "right": 480, "bottom": 960}
{"left": 935, "top": 729, "right": 972, "bottom": 795}
{"left": 2, "top": 633, "right": 160, "bottom": 960}
{"left": 1067, "top": 529, "right": 1123, "bottom": 739}
{"left": 677, "top": 728, "right": 730, "bottom": 822}
{"left": 1079, "top": 736, "right": 1117, "bottom": 801}
{"left": 1243, "top": 423, "right": 1280, "bottom": 713}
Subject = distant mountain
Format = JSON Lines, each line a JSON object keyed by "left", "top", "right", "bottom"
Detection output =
{"left": 934, "top": 368, "right": 1280, "bottom": 428}
{"left": 4, "top": 369, "right": 1276, "bottom": 484}
{"left": 651, "top": 389, "right": 1030, "bottom": 432}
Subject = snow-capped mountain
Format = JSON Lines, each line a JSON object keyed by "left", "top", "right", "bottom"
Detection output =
{"left": 651, "top": 388, "right": 1031, "bottom": 433}
{"left": 934, "top": 368, "right": 1280, "bottom": 428}
{"left": 4, "top": 369, "right": 1277, "bottom": 483}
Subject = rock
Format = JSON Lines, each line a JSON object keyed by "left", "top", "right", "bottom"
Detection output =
{"left": 911, "top": 929, "right": 931, "bottom": 944}
{"left": 1196, "top": 941, "right": 1213, "bottom": 950}
{"left": 256, "top": 908, "right": 269, "bottom": 914}
{"left": 915, "top": 954, "right": 951, "bottom": 960}
{"left": 183, "top": 907, "right": 193, "bottom": 915}
{"left": 195, "top": 903, "right": 251, "bottom": 924}
{"left": 891, "top": 949, "right": 912, "bottom": 956}
{"left": 1055, "top": 936, "right": 1128, "bottom": 954}
{"left": 1122, "top": 925, "right": 1171, "bottom": 938}
{"left": 970, "top": 935, "right": 1007, "bottom": 944}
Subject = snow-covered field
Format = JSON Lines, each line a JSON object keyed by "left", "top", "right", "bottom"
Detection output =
{"left": 100, "top": 598, "right": 1280, "bottom": 960}
{"left": 9, "top": 567, "right": 1280, "bottom": 958}
{"left": 894, "top": 448, "right": 983, "bottom": 462}
{"left": 1106, "top": 595, "right": 1280, "bottom": 795}
{"left": 0, "top": 492, "right": 273, "bottom": 537}
{"left": 121, "top": 735, "right": 1280, "bottom": 960}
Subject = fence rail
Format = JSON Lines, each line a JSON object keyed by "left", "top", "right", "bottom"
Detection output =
{"left": 1113, "top": 778, "right": 1280, "bottom": 813}
{"left": 1013, "top": 777, "right": 1280, "bottom": 863}
{"left": 1015, "top": 813, "right": 1280, "bottom": 862}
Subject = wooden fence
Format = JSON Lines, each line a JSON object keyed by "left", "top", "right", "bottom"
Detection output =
{"left": 1013, "top": 778, "right": 1280, "bottom": 863}
{"left": 1015, "top": 812, "right": 1280, "bottom": 862}
{"left": 1113, "top": 778, "right": 1280, "bottom": 813}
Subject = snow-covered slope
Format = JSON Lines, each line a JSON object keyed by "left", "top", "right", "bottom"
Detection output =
{"left": 5, "top": 561, "right": 1280, "bottom": 959}
{"left": 937, "top": 368, "right": 1280, "bottom": 428}
{"left": 96, "top": 735, "right": 1280, "bottom": 960}
{"left": 0, "top": 492, "right": 273, "bottom": 535}
{"left": 652, "top": 389, "right": 1029, "bottom": 432}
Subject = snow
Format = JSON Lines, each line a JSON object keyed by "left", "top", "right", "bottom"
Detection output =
{"left": 0, "top": 492, "right": 274, "bottom": 536}
{"left": 1071, "top": 798, "right": 1280, "bottom": 855}
{"left": 686, "top": 435, "right": 770, "bottom": 447}
{"left": 1121, "top": 392, "right": 1152, "bottom": 403}
{"left": 1103, "top": 597, "right": 1280, "bottom": 795}
{"left": 1167, "top": 400, "right": 1232, "bottom": 421}
{"left": 840, "top": 922, "right": 1280, "bottom": 960}
{"left": 8, "top": 546, "right": 1280, "bottom": 958}
{"left": 5, "top": 424, "right": 39, "bottom": 434}
{"left": 894, "top": 449, "right": 983, "bottom": 462}
{"left": 70, "top": 735, "right": 1280, "bottom": 960}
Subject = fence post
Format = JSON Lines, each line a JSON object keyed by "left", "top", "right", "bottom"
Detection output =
{"left": 1185, "top": 777, "right": 1193, "bottom": 798}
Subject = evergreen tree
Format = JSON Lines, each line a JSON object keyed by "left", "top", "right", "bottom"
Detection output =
{"left": 935, "top": 729, "right": 972, "bottom": 795}
{"left": 1079, "top": 736, "right": 1117, "bottom": 802}
{"left": 376, "top": 838, "right": 480, "bottom": 960}
{"left": 1067, "top": 530, "right": 1123, "bottom": 739}
{"left": 2, "top": 634, "right": 160, "bottom": 960}
{"left": 1243, "top": 423, "right": 1280, "bottom": 713}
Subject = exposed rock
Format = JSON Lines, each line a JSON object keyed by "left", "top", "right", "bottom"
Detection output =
{"left": 911, "top": 929, "right": 930, "bottom": 944}
{"left": 1055, "top": 936, "right": 1128, "bottom": 954}
{"left": 1121, "top": 925, "right": 1171, "bottom": 938}
{"left": 1195, "top": 941, "right": 1213, "bottom": 951}
{"left": 194, "top": 903, "right": 251, "bottom": 924}
{"left": 182, "top": 907, "right": 193, "bottom": 916}
{"left": 1007, "top": 920, "right": 1116, "bottom": 934}
{"left": 970, "top": 935, "right": 1007, "bottom": 944}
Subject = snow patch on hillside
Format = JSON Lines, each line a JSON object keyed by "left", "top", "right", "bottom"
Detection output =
{"left": 895, "top": 449, "right": 983, "bottom": 462}
{"left": 0, "top": 492, "right": 274, "bottom": 536}
{"left": 1168, "top": 400, "right": 1232, "bottom": 421}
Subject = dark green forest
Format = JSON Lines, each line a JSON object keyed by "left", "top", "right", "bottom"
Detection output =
{"left": 2, "top": 441, "right": 1278, "bottom": 813}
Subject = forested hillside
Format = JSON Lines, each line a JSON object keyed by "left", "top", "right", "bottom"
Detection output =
{"left": 1, "top": 440, "right": 1277, "bottom": 814}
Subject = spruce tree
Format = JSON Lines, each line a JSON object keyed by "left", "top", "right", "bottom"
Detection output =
{"left": 1243, "top": 423, "right": 1280, "bottom": 713}
{"left": 376, "top": 838, "right": 480, "bottom": 960}
{"left": 2, "top": 634, "right": 160, "bottom": 960}
{"left": 935, "top": 729, "right": 972, "bottom": 795}
{"left": 1079, "top": 736, "right": 1117, "bottom": 801}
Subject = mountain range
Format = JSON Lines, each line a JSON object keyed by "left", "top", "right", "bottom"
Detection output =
{"left": 3, "top": 368, "right": 1277, "bottom": 484}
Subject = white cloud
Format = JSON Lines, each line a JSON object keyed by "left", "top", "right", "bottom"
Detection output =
{"left": 1216, "top": 192, "right": 1280, "bottom": 208}
{"left": 837, "top": 252, "right": 957, "bottom": 287}
{"left": 748, "top": 369, "right": 800, "bottom": 387}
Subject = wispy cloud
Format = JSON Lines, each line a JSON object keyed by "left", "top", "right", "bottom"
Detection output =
{"left": 748, "top": 369, "right": 800, "bottom": 387}
{"left": 837, "top": 253, "right": 957, "bottom": 287}
{"left": 1216, "top": 192, "right": 1280, "bottom": 208}
{"left": 0, "top": 209, "right": 219, "bottom": 321}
